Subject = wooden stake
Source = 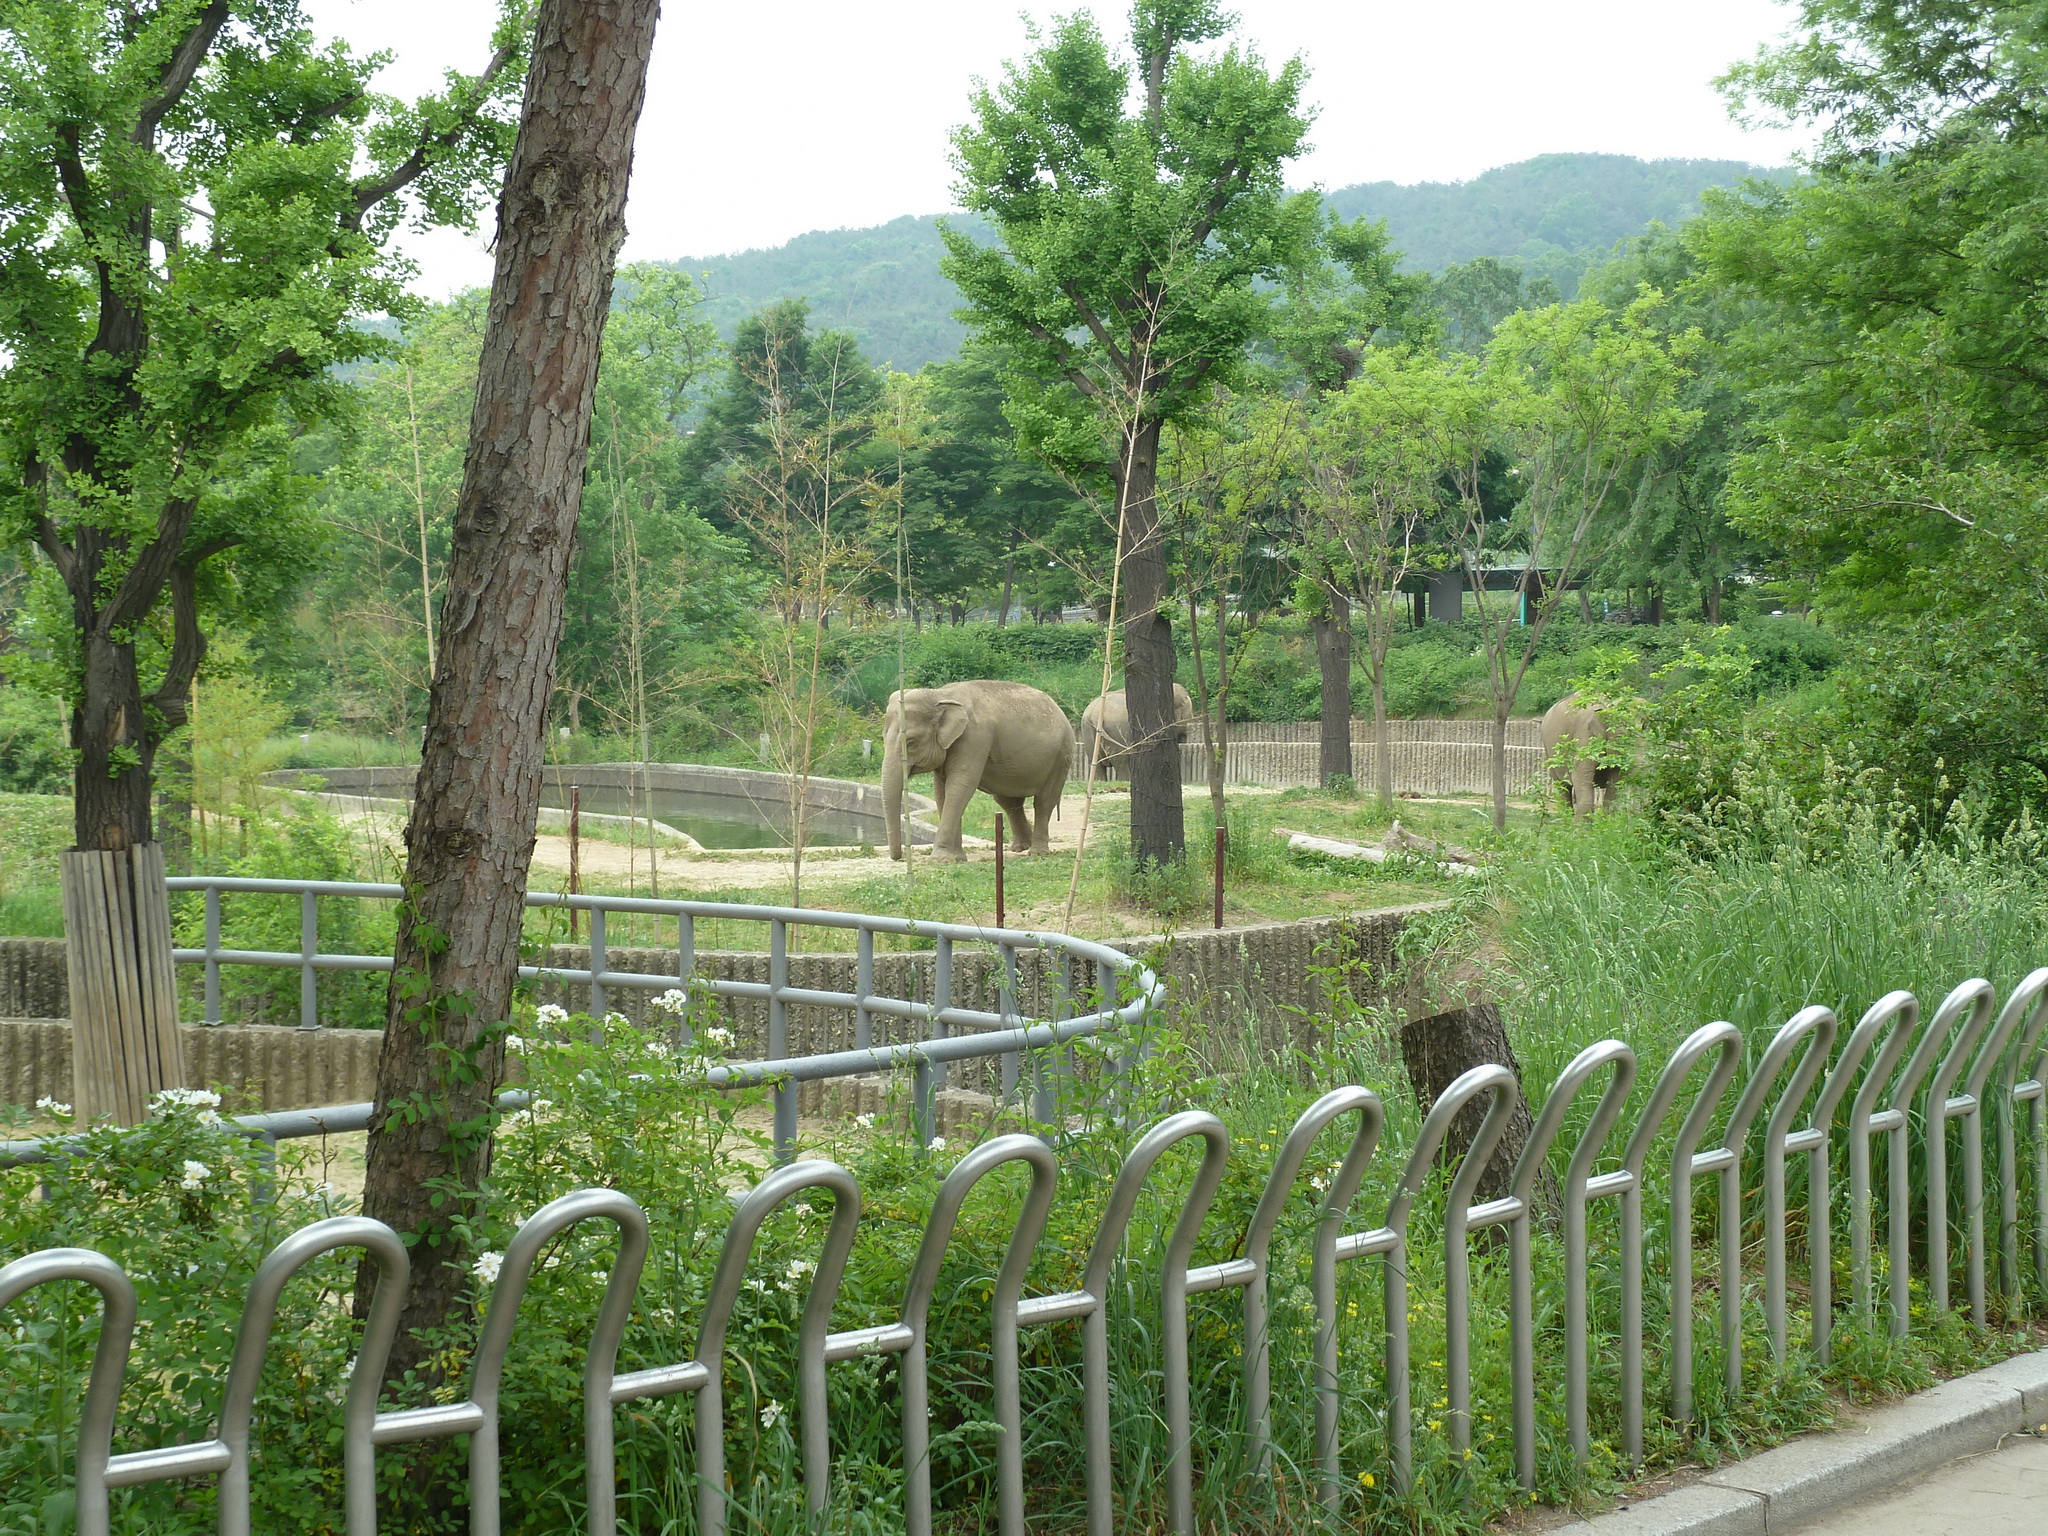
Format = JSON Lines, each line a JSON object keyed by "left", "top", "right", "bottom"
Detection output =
{"left": 568, "top": 784, "right": 582, "bottom": 941}
{"left": 1214, "top": 824, "right": 1226, "bottom": 929}
{"left": 994, "top": 814, "right": 1005, "bottom": 930}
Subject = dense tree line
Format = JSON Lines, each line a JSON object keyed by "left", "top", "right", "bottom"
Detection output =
{"left": 3, "top": 0, "right": 2041, "bottom": 860}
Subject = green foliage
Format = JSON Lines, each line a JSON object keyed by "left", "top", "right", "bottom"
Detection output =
{"left": 0, "top": 686, "right": 66, "bottom": 794}
{"left": 0, "top": 0, "right": 531, "bottom": 839}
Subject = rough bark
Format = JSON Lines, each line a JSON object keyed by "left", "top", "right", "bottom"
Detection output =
{"left": 1312, "top": 590, "right": 1352, "bottom": 789}
{"left": 1118, "top": 416, "right": 1185, "bottom": 865}
{"left": 1400, "top": 1002, "right": 1560, "bottom": 1221}
{"left": 354, "top": 0, "right": 660, "bottom": 1378}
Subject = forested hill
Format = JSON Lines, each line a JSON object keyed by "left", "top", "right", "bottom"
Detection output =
{"left": 671, "top": 153, "right": 1789, "bottom": 371}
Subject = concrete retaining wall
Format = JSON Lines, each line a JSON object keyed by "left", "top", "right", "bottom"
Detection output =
{"left": 1083, "top": 718, "right": 1546, "bottom": 796}
{"left": 0, "top": 904, "right": 1436, "bottom": 1114}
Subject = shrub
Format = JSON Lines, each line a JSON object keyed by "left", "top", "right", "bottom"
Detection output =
{"left": 0, "top": 686, "right": 68, "bottom": 794}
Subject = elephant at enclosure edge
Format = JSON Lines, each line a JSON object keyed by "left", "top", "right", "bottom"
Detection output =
{"left": 884, "top": 681, "right": 1074, "bottom": 863}
{"left": 1540, "top": 691, "right": 1619, "bottom": 817}
{"left": 1079, "top": 684, "right": 1196, "bottom": 779}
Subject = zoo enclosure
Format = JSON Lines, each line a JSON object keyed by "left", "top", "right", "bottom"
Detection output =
{"left": 5, "top": 965, "right": 2048, "bottom": 1536}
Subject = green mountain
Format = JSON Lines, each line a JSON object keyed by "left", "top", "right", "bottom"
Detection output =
{"left": 670, "top": 154, "right": 1790, "bottom": 372}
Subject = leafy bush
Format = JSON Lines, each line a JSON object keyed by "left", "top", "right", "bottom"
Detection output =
{"left": 1379, "top": 641, "right": 1483, "bottom": 717}
{"left": 0, "top": 686, "right": 68, "bottom": 794}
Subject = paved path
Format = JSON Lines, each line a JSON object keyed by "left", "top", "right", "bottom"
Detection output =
{"left": 1783, "top": 1432, "right": 2048, "bottom": 1536}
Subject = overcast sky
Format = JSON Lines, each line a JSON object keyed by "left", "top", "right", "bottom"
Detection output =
{"left": 304, "top": 0, "right": 1813, "bottom": 298}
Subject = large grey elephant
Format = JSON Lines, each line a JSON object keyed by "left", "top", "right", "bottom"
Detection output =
{"left": 1541, "top": 692, "right": 1618, "bottom": 817}
{"left": 1079, "top": 684, "right": 1196, "bottom": 778}
{"left": 884, "top": 681, "right": 1073, "bottom": 862}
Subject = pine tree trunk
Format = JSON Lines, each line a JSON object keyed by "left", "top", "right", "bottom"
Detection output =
{"left": 1313, "top": 590, "right": 1352, "bottom": 789}
{"left": 1118, "top": 416, "right": 1185, "bottom": 865}
{"left": 354, "top": 0, "right": 661, "bottom": 1377}
{"left": 1491, "top": 704, "right": 1510, "bottom": 832}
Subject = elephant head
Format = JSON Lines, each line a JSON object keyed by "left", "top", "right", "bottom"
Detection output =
{"left": 883, "top": 688, "right": 968, "bottom": 859}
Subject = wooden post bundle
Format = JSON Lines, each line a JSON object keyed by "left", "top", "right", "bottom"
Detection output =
{"left": 60, "top": 841, "right": 186, "bottom": 1124}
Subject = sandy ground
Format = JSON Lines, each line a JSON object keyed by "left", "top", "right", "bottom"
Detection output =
{"left": 330, "top": 785, "right": 1253, "bottom": 895}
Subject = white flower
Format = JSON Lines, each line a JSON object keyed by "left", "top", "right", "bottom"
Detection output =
{"left": 652, "top": 988, "right": 690, "bottom": 1017}
{"left": 313, "top": 1180, "right": 337, "bottom": 1201}
{"left": 785, "top": 1258, "right": 815, "bottom": 1281}
{"left": 645, "top": 1040, "right": 674, "bottom": 1060}
{"left": 196, "top": 1110, "right": 223, "bottom": 1128}
{"left": 702, "top": 1026, "right": 735, "bottom": 1049}
{"left": 759, "top": 1399, "right": 785, "bottom": 1431}
{"left": 747, "top": 1277, "right": 769, "bottom": 1294}
{"left": 1309, "top": 1173, "right": 1330, "bottom": 1193}
{"left": 505, "top": 1034, "right": 527, "bottom": 1055}
{"left": 535, "top": 1003, "right": 569, "bottom": 1027}
{"left": 502, "top": 1109, "right": 533, "bottom": 1129}
{"left": 179, "top": 1160, "right": 209, "bottom": 1190}
{"left": 34, "top": 1097, "right": 71, "bottom": 1117}
{"left": 792, "top": 1204, "right": 813, "bottom": 1218}
{"left": 153, "top": 1087, "right": 221, "bottom": 1111}
{"left": 605, "top": 1011, "right": 629, "bottom": 1028}
{"left": 473, "top": 1251, "right": 505, "bottom": 1284}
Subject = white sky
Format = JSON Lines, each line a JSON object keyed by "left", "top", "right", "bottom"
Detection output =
{"left": 304, "top": 0, "right": 1813, "bottom": 298}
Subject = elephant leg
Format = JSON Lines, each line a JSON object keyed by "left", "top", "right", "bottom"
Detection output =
{"left": 1030, "top": 765, "right": 1064, "bottom": 853}
{"left": 1597, "top": 771, "right": 1619, "bottom": 814}
{"left": 996, "top": 794, "right": 1030, "bottom": 852}
{"left": 1571, "top": 757, "right": 1596, "bottom": 820}
{"left": 933, "top": 750, "right": 987, "bottom": 862}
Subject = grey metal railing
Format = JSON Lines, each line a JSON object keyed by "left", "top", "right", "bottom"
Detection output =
{"left": 157, "top": 876, "right": 1159, "bottom": 1153}
{"left": 7, "top": 967, "right": 2048, "bottom": 1536}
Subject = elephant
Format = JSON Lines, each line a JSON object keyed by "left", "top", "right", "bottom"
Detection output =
{"left": 1541, "top": 692, "right": 1619, "bottom": 817}
{"left": 884, "top": 680, "right": 1074, "bottom": 863}
{"left": 1078, "top": 685, "right": 1196, "bottom": 779}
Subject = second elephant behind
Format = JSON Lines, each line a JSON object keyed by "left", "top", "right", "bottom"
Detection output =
{"left": 1079, "top": 685, "right": 1196, "bottom": 778}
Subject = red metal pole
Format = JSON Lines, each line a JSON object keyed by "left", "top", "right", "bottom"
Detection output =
{"left": 994, "top": 814, "right": 1005, "bottom": 930}
{"left": 569, "top": 784, "right": 582, "bottom": 941}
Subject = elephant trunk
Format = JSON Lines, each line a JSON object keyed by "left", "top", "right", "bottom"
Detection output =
{"left": 883, "top": 737, "right": 907, "bottom": 860}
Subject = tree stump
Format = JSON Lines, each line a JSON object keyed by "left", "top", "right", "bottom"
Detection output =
{"left": 1399, "top": 1001, "right": 1559, "bottom": 1221}
{"left": 60, "top": 842, "right": 186, "bottom": 1124}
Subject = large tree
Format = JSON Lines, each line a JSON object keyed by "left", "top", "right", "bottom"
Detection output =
{"left": 1698, "top": 0, "right": 2048, "bottom": 820}
{"left": 355, "top": 0, "right": 661, "bottom": 1386}
{"left": 0, "top": 0, "right": 530, "bottom": 853}
{"left": 943, "top": 0, "right": 1323, "bottom": 865}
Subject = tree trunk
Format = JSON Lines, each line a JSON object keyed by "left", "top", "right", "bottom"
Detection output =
{"left": 1399, "top": 1002, "right": 1559, "bottom": 1220}
{"left": 157, "top": 736, "right": 193, "bottom": 876}
{"left": 1312, "top": 589, "right": 1352, "bottom": 790}
{"left": 1371, "top": 650, "right": 1393, "bottom": 811}
{"left": 1491, "top": 704, "right": 1509, "bottom": 832}
{"left": 355, "top": 0, "right": 660, "bottom": 1380}
{"left": 72, "top": 634, "right": 155, "bottom": 850}
{"left": 1578, "top": 587, "right": 1593, "bottom": 625}
{"left": 1704, "top": 578, "right": 1722, "bottom": 625}
{"left": 1118, "top": 416, "right": 1185, "bottom": 866}
{"left": 997, "top": 530, "right": 1017, "bottom": 627}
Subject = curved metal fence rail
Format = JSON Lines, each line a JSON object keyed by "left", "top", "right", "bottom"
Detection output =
{"left": 5, "top": 967, "right": 2048, "bottom": 1536}
{"left": 146, "top": 875, "right": 1161, "bottom": 1154}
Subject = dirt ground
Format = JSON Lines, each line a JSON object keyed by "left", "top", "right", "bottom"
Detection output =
{"left": 332, "top": 785, "right": 1253, "bottom": 895}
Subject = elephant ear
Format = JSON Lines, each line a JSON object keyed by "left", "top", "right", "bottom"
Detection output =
{"left": 935, "top": 697, "right": 969, "bottom": 752}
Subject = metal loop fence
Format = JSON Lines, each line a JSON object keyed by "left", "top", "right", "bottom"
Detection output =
{"left": 7, "top": 967, "right": 2048, "bottom": 1536}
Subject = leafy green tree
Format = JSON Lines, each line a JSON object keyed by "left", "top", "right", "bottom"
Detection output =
{"left": 1701, "top": 0, "right": 2048, "bottom": 819}
{"left": 943, "top": 0, "right": 1324, "bottom": 865}
{"left": 0, "top": 0, "right": 530, "bottom": 852}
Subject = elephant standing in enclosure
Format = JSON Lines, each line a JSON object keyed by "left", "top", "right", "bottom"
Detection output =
{"left": 1079, "top": 684, "right": 1196, "bottom": 779}
{"left": 1541, "top": 692, "right": 1619, "bottom": 817}
{"left": 884, "top": 681, "right": 1074, "bottom": 863}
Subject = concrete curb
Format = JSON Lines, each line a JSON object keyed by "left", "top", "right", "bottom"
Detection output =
{"left": 1581, "top": 1350, "right": 2048, "bottom": 1536}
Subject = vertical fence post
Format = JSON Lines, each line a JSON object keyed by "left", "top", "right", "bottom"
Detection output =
{"left": 993, "top": 816, "right": 1004, "bottom": 931}
{"left": 204, "top": 884, "right": 222, "bottom": 1026}
{"left": 588, "top": 906, "right": 608, "bottom": 1020}
{"left": 770, "top": 919, "right": 793, "bottom": 1156}
{"left": 298, "top": 890, "right": 319, "bottom": 1031}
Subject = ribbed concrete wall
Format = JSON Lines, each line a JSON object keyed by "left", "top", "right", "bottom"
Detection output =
{"left": 1083, "top": 718, "right": 1547, "bottom": 795}
{"left": 1, "top": 905, "right": 1435, "bottom": 1113}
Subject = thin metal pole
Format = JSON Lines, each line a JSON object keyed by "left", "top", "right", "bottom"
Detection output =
{"left": 204, "top": 884, "right": 222, "bottom": 1025}
{"left": 770, "top": 919, "right": 793, "bottom": 1156}
{"left": 568, "top": 785, "right": 581, "bottom": 942}
{"left": 298, "top": 891, "right": 318, "bottom": 1030}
